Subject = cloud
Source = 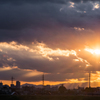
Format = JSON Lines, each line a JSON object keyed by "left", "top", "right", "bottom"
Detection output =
{"left": 1, "top": 0, "right": 100, "bottom": 86}
{"left": 0, "top": 1, "right": 99, "bottom": 30}
{"left": 0, "top": 0, "right": 99, "bottom": 50}
{"left": 0, "top": 41, "right": 100, "bottom": 85}
{"left": 0, "top": 0, "right": 68, "bottom": 5}
{"left": 0, "top": 0, "right": 100, "bottom": 5}
{"left": 0, "top": 41, "right": 89, "bottom": 82}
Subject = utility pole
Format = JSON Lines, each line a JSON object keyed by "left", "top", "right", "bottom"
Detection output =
{"left": 42, "top": 73, "right": 44, "bottom": 88}
{"left": 11, "top": 76, "right": 14, "bottom": 84}
{"left": 89, "top": 71, "right": 91, "bottom": 88}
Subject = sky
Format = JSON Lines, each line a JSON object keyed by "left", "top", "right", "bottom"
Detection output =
{"left": 1, "top": 0, "right": 100, "bottom": 88}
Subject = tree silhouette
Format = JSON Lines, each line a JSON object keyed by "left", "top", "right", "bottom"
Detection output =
{"left": 58, "top": 84, "right": 66, "bottom": 94}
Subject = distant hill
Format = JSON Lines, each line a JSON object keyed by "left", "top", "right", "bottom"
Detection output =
{"left": 21, "top": 83, "right": 60, "bottom": 88}
{"left": 21, "top": 83, "right": 43, "bottom": 88}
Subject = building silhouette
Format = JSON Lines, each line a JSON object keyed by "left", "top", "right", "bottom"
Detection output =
{"left": 0, "top": 82, "right": 3, "bottom": 89}
{"left": 11, "top": 84, "right": 15, "bottom": 88}
{"left": 16, "top": 81, "right": 20, "bottom": 88}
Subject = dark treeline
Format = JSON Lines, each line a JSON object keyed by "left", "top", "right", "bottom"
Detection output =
{"left": 0, "top": 95, "right": 100, "bottom": 100}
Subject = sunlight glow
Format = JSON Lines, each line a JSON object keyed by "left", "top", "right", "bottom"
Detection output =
{"left": 69, "top": 2, "right": 75, "bottom": 8}
{"left": 0, "top": 41, "right": 77, "bottom": 61}
{"left": 92, "top": 3, "right": 99, "bottom": 10}
{"left": 85, "top": 48, "right": 100, "bottom": 55}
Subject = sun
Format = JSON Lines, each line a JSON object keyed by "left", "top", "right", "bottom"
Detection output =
{"left": 85, "top": 48, "right": 100, "bottom": 55}
{"left": 94, "top": 49, "right": 100, "bottom": 55}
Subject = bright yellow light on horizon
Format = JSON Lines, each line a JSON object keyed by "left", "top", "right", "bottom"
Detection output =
{"left": 85, "top": 48, "right": 100, "bottom": 55}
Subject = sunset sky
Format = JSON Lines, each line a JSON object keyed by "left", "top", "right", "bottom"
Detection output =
{"left": 1, "top": 0, "right": 100, "bottom": 88}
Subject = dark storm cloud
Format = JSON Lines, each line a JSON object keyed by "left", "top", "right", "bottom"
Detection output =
{"left": 0, "top": 68, "right": 27, "bottom": 81}
{"left": 0, "top": 0, "right": 100, "bottom": 4}
{"left": 0, "top": 68, "right": 87, "bottom": 83}
{"left": 0, "top": 0, "right": 99, "bottom": 49}
{"left": 0, "top": 1, "right": 96, "bottom": 30}
{"left": 71, "top": 0, "right": 99, "bottom": 2}
{"left": 44, "top": 72, "right": 87, "bottom": 81}
{"left": 0, "top": 0, "right": 67, "bottom": 4}
{"left": 2, "top": 51, "right": 85, "bottom": 74}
